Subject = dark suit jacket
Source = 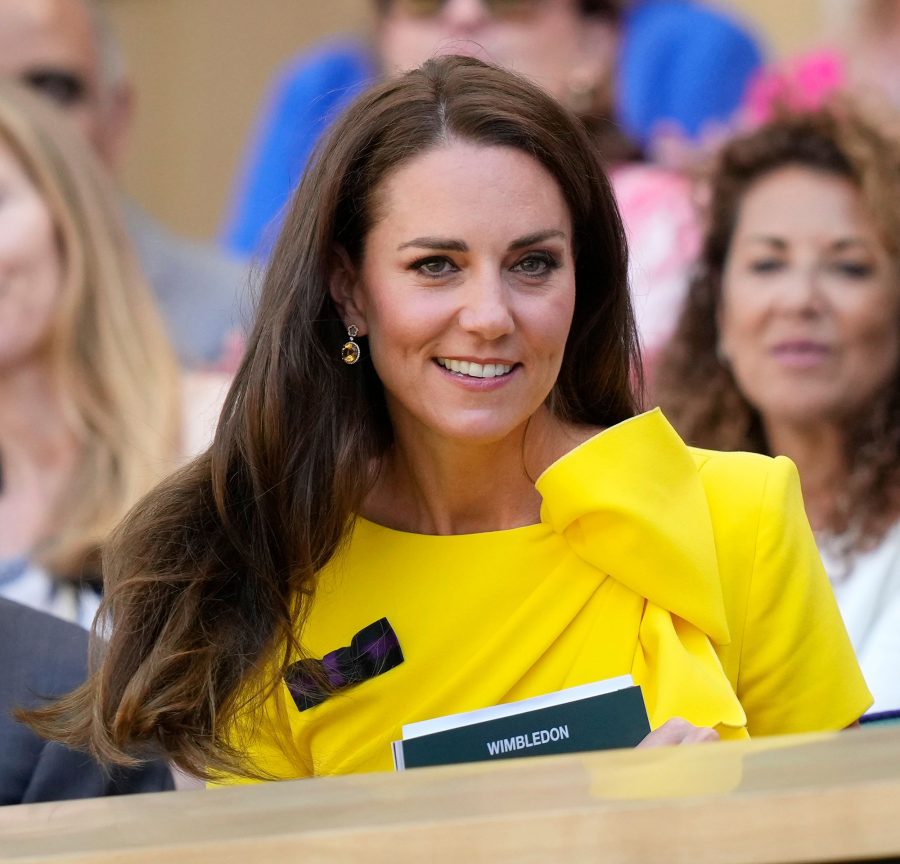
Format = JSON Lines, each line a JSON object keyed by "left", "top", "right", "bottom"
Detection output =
{"left": 0, "top": 598, "right": 174, "bottom": 805}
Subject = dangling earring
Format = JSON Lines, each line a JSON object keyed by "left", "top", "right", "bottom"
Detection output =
{"left": 341, "top": 324, "right": 361, "bottom": 365}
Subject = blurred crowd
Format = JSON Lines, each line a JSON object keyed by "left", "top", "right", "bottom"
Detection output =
{"left": 0, "top": 0, "right": 898, "bottom": 803}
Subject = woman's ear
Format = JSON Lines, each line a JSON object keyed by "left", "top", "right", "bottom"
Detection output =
{"left": 328, "top": 246, "right": 368, "bottom": 334}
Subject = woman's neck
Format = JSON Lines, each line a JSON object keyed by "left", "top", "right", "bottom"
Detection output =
{"left": 363, "top": 409, "right": 594, "bottom": 535}
{"left": 0, "top": 363, "right": 77, "bottom": 557}
{"left": 763, "top": 418, "right": 846, "bottom": 533}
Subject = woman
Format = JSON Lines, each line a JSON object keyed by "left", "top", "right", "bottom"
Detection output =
{"left": 656, "top": 100, "right": 900, "bottom": 712}
{"left": 30, "top": 57, "right": 869, "bottom": 781}
{"left": 0, "top": 80, "right": 182, "bottom": 627}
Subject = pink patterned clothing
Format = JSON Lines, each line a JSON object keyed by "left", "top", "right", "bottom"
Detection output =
{"left": 743, "top": 50, "right": 846, "bottom": 126}
{"left": 612, "top": 164, "right": 700, "bottom": 374}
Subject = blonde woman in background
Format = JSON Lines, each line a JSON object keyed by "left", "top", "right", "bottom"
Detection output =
{"left": 0, "top": 80, "right": 190, "bottom": 628}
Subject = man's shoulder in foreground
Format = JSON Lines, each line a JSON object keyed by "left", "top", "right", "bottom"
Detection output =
{"left": 0, "top": 598, "right": 174, "bottom": 805}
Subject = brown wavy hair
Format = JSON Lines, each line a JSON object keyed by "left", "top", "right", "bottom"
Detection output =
{"left": 26, "top": 55, "right": 640, "bottom": 778}
{"left": 656, "top": 98, "right": 900, "bottom": 549}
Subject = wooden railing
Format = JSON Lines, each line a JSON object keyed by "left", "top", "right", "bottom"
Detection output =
{"left": 3, "top": 724, "right": 899, "bottom": 863}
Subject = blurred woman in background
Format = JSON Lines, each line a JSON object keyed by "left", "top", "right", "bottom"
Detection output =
{"left": 656, "top": 100, "right": 900, "bottom": 712}
{"left": 0, "top": 80, "right": 182, "bottom": 627}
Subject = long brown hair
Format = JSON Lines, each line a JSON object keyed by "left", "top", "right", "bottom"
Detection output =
{"left": 656, "top": 99, "right": 900, "bottom": 549}
{"left": 27, "top": 55, "right": 639, "bottom": 778}
{"left": 0, "top": 81, "right": 181, "bottom": 585}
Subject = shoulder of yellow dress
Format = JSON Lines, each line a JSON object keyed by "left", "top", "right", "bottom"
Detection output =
{"left": 687, "top": 443, "right": 786, "bottom": 476}
{"left": 535, "top": 407, "right": 671, "bottom": 487}
{"left": 534, "top": 407, "right": 789, "bottom": 529}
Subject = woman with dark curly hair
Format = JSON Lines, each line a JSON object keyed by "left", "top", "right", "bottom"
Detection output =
{"left": 656, "top": 99, "right": 900, "bottom": 712}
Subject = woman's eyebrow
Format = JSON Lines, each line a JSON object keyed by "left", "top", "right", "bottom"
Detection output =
{"left": 831, "top": 237, "right": 871, "bottom": 252}
{"left": 745, "top": 235, "right": 788, "bottom": 249}
{"left": 396, "top": 229, "right": 567, "bottom": 253}
{"left": 508, "top": 230, "right": 567, "bottom": 250}
{"left": 397, "top": 237, "right": 468, "bottom": 252}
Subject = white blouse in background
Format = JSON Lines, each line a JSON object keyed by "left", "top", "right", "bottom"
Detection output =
{"left": 820, "top": 522, "right": 900, "bottom": 713}
{"left": 0, "top": 559, "right": 100, "bottom": 629}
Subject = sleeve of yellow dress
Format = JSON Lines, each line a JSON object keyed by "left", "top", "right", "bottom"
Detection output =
{"left": 737, "top": 455, "right": 872, "bottom": 735}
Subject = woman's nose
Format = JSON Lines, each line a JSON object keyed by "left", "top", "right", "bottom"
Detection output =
{"left": 457, "top": 275, "right": 515, "bottom": 340}
{"left": 776, "top": 266, "right": 826, "bottom": 315}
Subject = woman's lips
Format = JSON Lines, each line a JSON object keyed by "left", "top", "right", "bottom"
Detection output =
{"left": 770, "top": 341, "right": 832, "bottom": 368}
{"left": 435, "top": 357, "right": 515, "bottom": 379}
{"left": 433, "top": 357, "right": 521, "bottom": 390}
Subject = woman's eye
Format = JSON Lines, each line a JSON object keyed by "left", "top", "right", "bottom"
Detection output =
{"left": 748, "top": 259, "right": 785, "bottom": 274}
{"left": 411, "top": 256, "right": 457, "bottom": 277}
{"left": 831, "top": 260, "right": 875, "bottom": 279}
{"left": 512, "top": 252, "right": 559, "bottom": 277}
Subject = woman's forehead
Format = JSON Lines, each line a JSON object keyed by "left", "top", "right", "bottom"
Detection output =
{"left": 365, "top": 141, "right": 573, "bottom": 241}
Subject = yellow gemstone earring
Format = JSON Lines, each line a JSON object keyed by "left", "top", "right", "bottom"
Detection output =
{"left": 341, "top": 325, "right": 361, "bottom": 365}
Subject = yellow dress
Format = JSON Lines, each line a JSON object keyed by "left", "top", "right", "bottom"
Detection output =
{"left": 219, "top": 409, "right": 871, "bottom": 782}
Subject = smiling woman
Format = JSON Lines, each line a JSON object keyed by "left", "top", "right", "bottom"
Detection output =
{"left": 656, "top": 98, "right": 900, "bottom": 713}
{"left": 328, "top": 142, "right": 578, "bottom": 521}
{"left": 27, "top": 57, "right": 870, "bottom": 781}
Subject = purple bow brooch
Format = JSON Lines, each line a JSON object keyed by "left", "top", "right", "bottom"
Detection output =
{"left": 283, "top": 617, "right": 404, "bottom": 711}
